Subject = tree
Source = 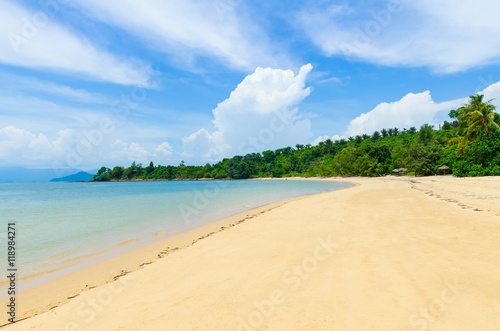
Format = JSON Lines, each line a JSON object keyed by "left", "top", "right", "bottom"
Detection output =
{"left": 455, "top": 94, "right": 499, "bottom": 139}
{"left": 467, "top": 100, "right": 499, "bottom": 137}
{"left": 417, "top": 124, "right": 435, "bottom": 146}
{"left": 96, "top": 166, "right": 110, "bottom": 176}
{"left": 406, "top": 144, "right": 441, "bottom": 176}
{"left": 145, "top": 161, "right": 154, "bottom": 174}
{"left": 110, "top": 166, "right": 124, "bottom": 179}
{"left": 381, "top": 128, "right": 388, "bottom": 138}
{"left": 94, "top": 166, "right": 110, "bottom": 181}
{"left": 442, "top": 121, "right": 452, "bottom": 130}
{"left": 372, "top": 131, "right": 381, "bottom": 141}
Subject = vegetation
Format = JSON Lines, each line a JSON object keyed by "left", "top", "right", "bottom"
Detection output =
{"left": 94, "top": 94, "right": 500, "bottom": 181}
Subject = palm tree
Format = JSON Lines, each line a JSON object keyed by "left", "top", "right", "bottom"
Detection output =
{"left": 468, "top": 102, "right": 499, "bottom": 137}
{"left": 457, "top": 94, "right": 499, "bottom": 139}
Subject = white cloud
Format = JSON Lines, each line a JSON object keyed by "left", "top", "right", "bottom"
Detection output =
{"left": 0, "top": 1, "right": 151, "bottom": 85}
{"left": 155, "top": 142, "right": 173, "bottom": 157}
{"left": 313, "top": 134, "right": 342, "bottom": 145}
{"left": 298, "top": 0, "right": 500, "bottom": 73}
{"left": 0, "top": 72, "right": 108, "bottom": 104}
{"left": 345, "top": 80, "right": 500, "bottom": 137}
{"left": 0, "top": 125, "right": 174, "bottom": 169}
{"left": 0, "top": 126, "right": 56, "bottom": 162}
{"left": 182, "top": 64, "right": 314, "bottom": 162}
{"left": 110, "top": 141, "right": 149, "bottom": 165}
{"left": 110, "top": 140, "right": 174, "bottom": 166}
{"left": 345, "top": 91, "right": 467, "bottom": 136}
{"left": 481, "top": 81, "right": 500, "bottom": 103}
{"left": 71, "top": 0, "right": 291, "bottom": 71}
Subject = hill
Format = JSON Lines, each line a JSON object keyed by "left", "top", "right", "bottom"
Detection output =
{"left": 50, "top": 171, "right": 95, "bottom": 182}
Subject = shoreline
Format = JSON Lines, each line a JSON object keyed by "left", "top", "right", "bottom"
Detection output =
{"left": 74, "top": 175, "right": 348, "bottom": 183}
{"left": 0, "top": 177, "right": 355, "bottom": 326}
{"left": 3, "top": 176, "right": 500, "bottom": 329}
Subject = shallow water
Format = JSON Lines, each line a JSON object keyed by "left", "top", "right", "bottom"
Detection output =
{"left": 0, "top": 179, "right": 352, "bottom": 284}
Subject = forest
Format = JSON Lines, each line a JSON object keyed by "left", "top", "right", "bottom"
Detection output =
{"left": 93, "top": 94, "right": 500, "bottom": 181}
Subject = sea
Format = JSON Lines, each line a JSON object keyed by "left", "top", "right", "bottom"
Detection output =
{"left": 0, "top": 179, "right": 352, "bottom": 295}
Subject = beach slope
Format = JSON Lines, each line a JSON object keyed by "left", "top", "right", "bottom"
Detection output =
{"left": 5, "top": 176, "right": 500, "bottom": 330}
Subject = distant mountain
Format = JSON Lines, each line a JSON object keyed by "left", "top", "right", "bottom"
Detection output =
{"left": 0, "top": 167, "right": 91, "bottom": 183}
{"left": 50, "top": 171, "right": 94, "bottom": 182}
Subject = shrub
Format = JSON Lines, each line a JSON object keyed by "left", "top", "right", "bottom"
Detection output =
{"left": 486, "top": 165, "right": 500, "bottom": 176}
{"left": 467, "top": 164, "right": 485, "bottom": 177}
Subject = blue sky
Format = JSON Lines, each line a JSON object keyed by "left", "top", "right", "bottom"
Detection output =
{"left": 1, "top": 0, "right": 500, "bottom": 170}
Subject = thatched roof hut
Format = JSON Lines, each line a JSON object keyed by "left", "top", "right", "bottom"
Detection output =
{"left": 438, "top": 165, "right": 450, "bottom": 175}
{"left": 392, "top": 168, "right": 408, "bottom": 175}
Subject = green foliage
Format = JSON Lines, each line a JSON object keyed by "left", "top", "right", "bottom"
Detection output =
{"left": 453, "top": 94, "right": 499, "bottom": 139}
{"left": 416, "top": 124, "right": 435, "bottom": 146}
{"left": 93, "top": 113, "right": 500, "bottom": 181}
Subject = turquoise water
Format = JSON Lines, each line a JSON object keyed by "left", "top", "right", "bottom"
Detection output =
{"left": 0, "top": 180, "right": 351, "bottom": 286}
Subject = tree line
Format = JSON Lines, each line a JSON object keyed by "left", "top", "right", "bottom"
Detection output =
{"left": 93, "top": 94, "right": 500, "bottom": 181}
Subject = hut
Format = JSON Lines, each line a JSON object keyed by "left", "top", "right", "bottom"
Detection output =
{"left": 392, "top": 168, "right": 408, "bottom": 176}
{"left": 438, "top": 165, "right": 450, "bottom": 175}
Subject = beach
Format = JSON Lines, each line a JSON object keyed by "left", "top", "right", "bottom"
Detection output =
{"left": 2, "top": 176, "right": 500, "bottom": 330}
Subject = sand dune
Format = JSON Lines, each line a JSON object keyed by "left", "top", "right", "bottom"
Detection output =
{"left": 4, "top": 176, "right": 500, "bottom": 330}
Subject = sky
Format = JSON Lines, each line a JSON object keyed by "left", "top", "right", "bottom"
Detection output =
{"left": 1, "top": 0, "right": 500, "bottom": 171}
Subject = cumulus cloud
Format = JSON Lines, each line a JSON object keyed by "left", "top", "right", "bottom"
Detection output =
{"left": 345, "top": 81, "right": 500, "bottom": 138}
{"left": 481, "top": 81, "right": 500, "bottom": 103}
{"left": 0, "top": 1, "right": 151, "bottom": 85}
{"left": 345, "top": 91, "right": 466, "bottom": 136}
{"left": 182, "top": 64, "right": 314, "bottom": 162}
{"left": 155, "top": 142, "right": 173, "bottom": 157}
{"left": 298, "top": 0, "right": 500, "bottom": 73}
{"left": 109, "top": 140, "right": 174, "bottom": 166}
{"left": 0, "top": 125, "right": 174, "bottom": 169}
{"left": 313, "top": 134, "right": 342, "bottom": 145}
{"left": 0, "top": 126, "right": 61, "bottom": 163}
{"left": 71, "top": 0, "right": 291, "bottom": 71}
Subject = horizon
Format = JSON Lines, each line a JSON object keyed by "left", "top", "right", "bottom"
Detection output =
{"left": 1, "top": 0, "right": 500, "bottom": 171}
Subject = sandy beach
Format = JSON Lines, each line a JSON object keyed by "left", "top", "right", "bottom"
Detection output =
{"left": 2, "top": 176, "right": 500, "bottom": 330}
